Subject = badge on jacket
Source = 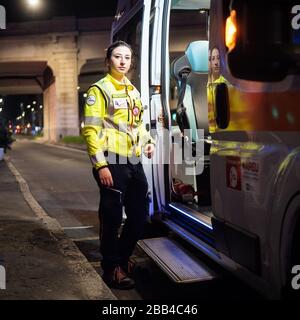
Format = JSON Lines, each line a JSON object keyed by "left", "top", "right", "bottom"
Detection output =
{"left": 86, "top": 95, "right": 96, "bottom": 106}
{"left": 133, "top": 107, "right": 140, "bottom": 116}
{"left": 113, "top": 98, "right": 128, "bottom": 109}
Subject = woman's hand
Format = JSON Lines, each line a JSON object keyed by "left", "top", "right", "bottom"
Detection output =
{"left": 98, "top": 167, "right": 114, "bottom": 187}
{"left": 143, "top": 143, "right": 155, "bottom": 159}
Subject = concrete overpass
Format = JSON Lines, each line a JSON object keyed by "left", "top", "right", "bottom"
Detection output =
{"left": 0, "top": 16, "right": 112, "bottom": 141}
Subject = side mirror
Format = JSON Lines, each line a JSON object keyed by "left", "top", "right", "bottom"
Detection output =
{"left": 226, "top": 0, "right": 298, "bottom": 82}
{"left": 215, "top": 83, "right": 230, "bottom": 129}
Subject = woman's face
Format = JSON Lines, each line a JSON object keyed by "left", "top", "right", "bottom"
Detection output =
{"left": 211, "top": 47, "right": 220, "bottom": 77}
{"left": 108, "top": 46, "right": 132, "bottom": 77}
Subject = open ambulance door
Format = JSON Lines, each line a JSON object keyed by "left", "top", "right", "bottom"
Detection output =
{"left": 139, "top": 0, "right": 220, "bottom": 284}
{"left": 154, "top": 0, "right": 215, "bottom": 244}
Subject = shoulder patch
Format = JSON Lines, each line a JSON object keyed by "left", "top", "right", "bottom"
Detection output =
{"left": 86, "top": 95, "right": 96, "bottom": 106}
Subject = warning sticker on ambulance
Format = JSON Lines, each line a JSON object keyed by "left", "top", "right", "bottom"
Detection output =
{"left": 241, "top": 159, "right": 260, "bottom": 194}
{"left": 226, "top": 157, "right": 260, "bottom": 194}
{"left": 226, "top": 157, "right": 242, "bottom": 191}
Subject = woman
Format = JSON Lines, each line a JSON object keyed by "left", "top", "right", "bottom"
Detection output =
{"left": 83, "top": 40, "right": 155, "bottom": 290}
{"left": 207, "top": 46, "right": 229, "bottom": 132}
{"left": 209, "top": 46, "right": 229, "bottom": 84}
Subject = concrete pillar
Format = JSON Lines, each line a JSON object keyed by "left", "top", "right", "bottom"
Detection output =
{"left": 43, "top": 82, "right": 57, "bottom": 142}
{"left": 47, "top": 34, "right": 79, "bottom": 141}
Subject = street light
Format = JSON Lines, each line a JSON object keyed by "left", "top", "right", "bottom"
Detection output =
{"left": 26, "top": 0, "right": 41, "bottom": 8}
{"left": 31, "top": 107, "right": 36, "bottom": 135}
{"left": 19, "top": 102, "right": 25, "bottom": 132}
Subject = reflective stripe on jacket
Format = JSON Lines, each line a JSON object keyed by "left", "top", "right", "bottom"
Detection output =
{"left": 82, "top": 73, "right": 154, "bottom": 169}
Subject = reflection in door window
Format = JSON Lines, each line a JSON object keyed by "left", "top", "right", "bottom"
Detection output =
{"left": 168, "top": 6, "right": 210, "bottom": 206}
{"left": 169, "top": 9, "right": 208, "bottom": 128}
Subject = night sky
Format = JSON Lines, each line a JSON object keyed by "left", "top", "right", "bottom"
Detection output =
{"left": 0, "top": 0, "right": 118, "bottom": 23}
{"left": 1, "top": 95, "right": 43, "bottom": 127}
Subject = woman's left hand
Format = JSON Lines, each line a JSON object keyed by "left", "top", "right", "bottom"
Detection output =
{"left": 143, "top": 143, "right": 155, "bottom": 159}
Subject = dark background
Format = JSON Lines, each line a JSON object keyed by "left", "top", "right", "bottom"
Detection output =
{"left": 0, "top": 0, "right": 119, "bottom": 126}
{"left": 0, "top": 0, "right": 118, "bottom": 22}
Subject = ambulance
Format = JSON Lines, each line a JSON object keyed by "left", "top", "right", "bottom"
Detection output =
{"left": 111, "top": 0, "right": 300, "bottom": 298}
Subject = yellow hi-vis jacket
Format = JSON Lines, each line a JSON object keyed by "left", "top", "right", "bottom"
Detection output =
{"left": 82, "top": 73, "right": 155, "bottom": 170}
{"left": 207, "top": 75, "right": 229, "bottom": 133}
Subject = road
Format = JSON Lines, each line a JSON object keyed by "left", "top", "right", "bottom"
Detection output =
{"left": 8, "top": 139, "right": 262, "bottom": 300}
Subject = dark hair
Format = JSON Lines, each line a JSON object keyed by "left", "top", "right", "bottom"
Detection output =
{"left": 210, "top": 46, "right": 220, "bottom": 55}
{"left": 105, "top": 40, "right": 133, "bottom": 60}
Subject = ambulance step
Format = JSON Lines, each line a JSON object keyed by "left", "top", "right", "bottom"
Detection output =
{"left": 137, "top": 237, "right": 217, "bottom": 283}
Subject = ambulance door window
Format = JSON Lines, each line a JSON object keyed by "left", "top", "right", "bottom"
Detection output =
{"left": 113, "top": 9, "right": 143, "bottom": 91}
{"left": 168, "top": 8, "right": 209, "bottom": 205}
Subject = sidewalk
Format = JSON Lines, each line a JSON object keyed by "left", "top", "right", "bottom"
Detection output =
{"left": 0, "top": 157, "right": 116, "bottom": 300}
{"left": 34, "top": 136, "right": 87, "bottom": 152}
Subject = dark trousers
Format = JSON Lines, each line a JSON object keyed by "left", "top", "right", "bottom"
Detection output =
{"left": 93, "top": 160, "right": 149, "bottom": 272}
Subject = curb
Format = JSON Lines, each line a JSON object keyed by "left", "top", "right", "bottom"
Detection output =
{"left": 5, "top": 156, "right": 116, "bottom": 300}
{"left": 32, "top": 139, "right": 86, "bottom": 153}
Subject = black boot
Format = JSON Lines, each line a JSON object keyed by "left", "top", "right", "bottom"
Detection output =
{"left": 120, "top": 260, "right": 135, "bottom": 277}
{"left": 102, "top": 266, "right": 135, "bottom": 290}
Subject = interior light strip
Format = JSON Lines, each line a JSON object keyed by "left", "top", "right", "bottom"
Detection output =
{"left": 169, "top": 204, "right": 213, "bottom": 230}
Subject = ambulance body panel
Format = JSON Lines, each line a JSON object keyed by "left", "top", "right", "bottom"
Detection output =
{"left": 112, "top": 0, "right": 300, "bottom": 298}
